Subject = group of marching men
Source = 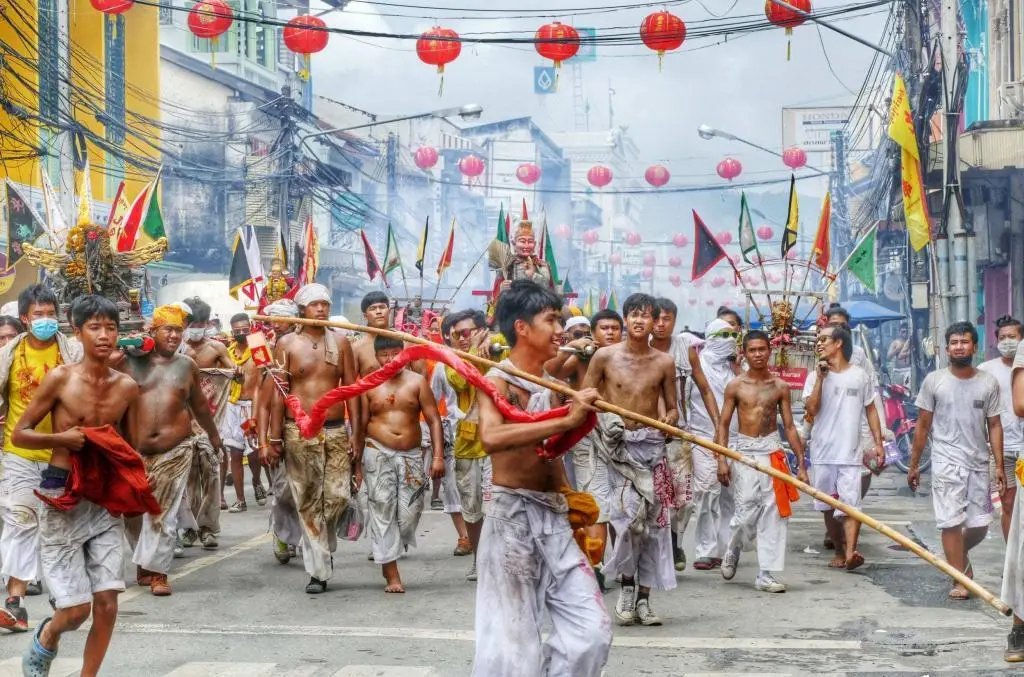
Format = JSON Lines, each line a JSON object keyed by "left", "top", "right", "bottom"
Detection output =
{"left": 1, "top": 275, "right": 1024, "bottom": 676}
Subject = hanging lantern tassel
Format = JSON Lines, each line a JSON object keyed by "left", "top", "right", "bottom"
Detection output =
{"left": 437, "top": 64, "right": 445, "bottom": 97}
{"left": 211, "top": 37, "right": 219, "bottom": 69}
{"left": 786, "top": 26, "right": 793, "bottom": 61}
{"left": 300, "top": 53, "right": 311, "bottom": 81}
{"left": 657, "top": 49, "right": 665, "bottom": 72}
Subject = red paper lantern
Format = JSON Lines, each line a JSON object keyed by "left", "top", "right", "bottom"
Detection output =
{"left": 782, "top": 146, "right": 807, "bottom": 170}
{"left": 458, "top": 155, "right": 485, "bottom": 179}
{"left": 587, "top": 165, "right": 613, "bottom": 188}
{"left": 609, "top": 252, "right": 623, "bottom": 265}
{"left": 417, "top": 26, "right": 461, "bottom": 93}
{"left": 582, "top": 230, "right": 600, "bottom": 246}
{"left": 716, "top": 158, "right": 742, "bottom": 181}
{"left": 188, "top": 0, "right": 233, "bottom": 39}
{"left": 711, "top": 276, "right": 726, "bottom": 288}
{"left": 705, "top": 298, "right": 715, "bottom": 307}
{"left": 670, "top": 275, "right": 682, "bottom": 287}
{"left": 643, "top": 253, "right": 657, "bottom": 266}
{"left": 641, "top": 267, "right": 654, "bottom": 280}
{"left": 640, "top": 11, "right": 686, "bottom": 68}
{"left": 644, "top": 164, "right": 670, "bottom": 188}
{"left": 693, "top": 278, "right": 704, "bottom": 289}
{"left": 535, "top": 21, "right": 580, "bottom": 68}
{"left": 765, "top": 0, "right": 811, "bottom": 30}
{"left": 554, "top": 223, "right": 571, "bottom": 239}
{"left": 90, "top": 0, "right": 132, "bottom": 15}
{"left": 757, "top": 225, "right": 773, "bottom": 240}
{"left": 414, "top": 147, "right": 438, "bottom": 170}
{"left": 716, "top": 231, "right": 732, "bottom": 244}
{"left": 672, "top": 233, "right": 689, "bottom": 248}
{"left": 688, "top": 297, "right": 698, "bottom": 306}
{"left": 515, "top": 163, "right": 541, "bottom": 185}
{"left": 624, "top": 231, "right": 642, "bottom": 246}
{"left": 668, "top": 256, "right": 682, "bottom": 268}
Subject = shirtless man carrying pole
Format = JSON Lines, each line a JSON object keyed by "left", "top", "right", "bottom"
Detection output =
{"left": 360, "top": 336, "right": 445, "bottom": 593}
{"left": 268, "top": 284, "right": 360, "bottom": 594}
{"left": 473, "top": 280, "right": 610, "bottom": 676}
{"left": 583, "top": 293, "right": 679, "bottom": 627}
{"left": 119, "top": 305, "right": 224, "bottom": 596}
{"left": 352, "top": 292, "right": 392, "bottom": 378}
{"left": 180, "top": 297, "right": 233, "bottom": 547}
{"left": 716, "top": 329, "right": 806, "bottom": 593}
{"left": 13, "top": 296, "right": 139, "bottom": 677}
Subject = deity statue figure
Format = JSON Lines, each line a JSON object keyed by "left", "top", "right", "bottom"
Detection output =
{"left": 262, "top": 256, "right": 294, "bottom": 306}
{"left": 500, "top": 202, "right": 551, "bottom": 292}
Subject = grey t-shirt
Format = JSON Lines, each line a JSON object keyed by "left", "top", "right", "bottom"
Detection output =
{"left": 915, "top": 368, "right": 1003, "bottom": 471}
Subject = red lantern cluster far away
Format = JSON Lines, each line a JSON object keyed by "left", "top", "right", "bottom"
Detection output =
{"left": 669, "top": 274, "right": 682, "bottom": 287}
{"left": 668, "top": 256, "right": 682, "bottom": 268}
{"left": 645, "top": 164, "right": 670, "bottom": 188}
{"left": 624, "top": 231, "right": 642, "bottom": 246}
{"left": 643, "top": 252, "right": 657, "bottom": 266}
{"left": 688, "top": 297, "right": 698, "bottom": 306}
{"left": 641, "top": 267, "right": 654, "bottom": 280}
{"left": 91, "top": 0, "right": 133, "bottom": 15}
{"left": 458, "top": 155, "right": 484, "bottom": 179}
{"left": 582, "top": 229, "right": 600, "bottom": 246}
{"left": 716, "top": 157, "right": 742, "bottom": 181}
{"left": 588, "top": 165, "right": 613, "bottom": 188}
{"left": 535, "top": 21, "right": 580, "bottom": 68}
{"left": 782, "top": 146, "right": 807, "bottom": 170}
{"left": 284, "top": 15, "right": 329, "bottom": 80}
{"left": 516, "top": 163, "right": 541, "bottom": 185}
{"left": 417, "top": 26, "right": 461, "bottom": 94}
{"left": 609, "top": 252, "right": 623, "bottom": 265}
{"left": 711, "top": 275, "right": 726, "bottom": 288}
{"left": 757, "top": 225, "right": 773, "bottom": 240}
{"left": 640, "top": 10, "right": 686, "bottom": 69}
{"left": 716, "top": 231, "right": 732, "bottom": 244}
{"left": 414, "top": 146, "right": 438, "bottom": 170}
{"left": 188, "top": 0, "right": 233, "bottom": 40}
{"left": 672, "top": 233, "right": 689, "bottom": 248}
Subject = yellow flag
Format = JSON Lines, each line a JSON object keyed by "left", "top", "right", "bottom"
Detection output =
{"left": 888, "top": 73, "right": 931, "bottom": 251}
{"left": 888, "top": 73, "right": 918, "bottom": 159}
{"left": 781, "top": 175, "right": 799, "bottom": 258}
{"left": 75, "top": 159, "right": 92, "bottom": 226}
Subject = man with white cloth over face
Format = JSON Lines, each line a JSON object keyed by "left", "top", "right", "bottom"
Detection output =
{"left": 583, "top": 293, "right": 679, "bottom": 627}
{"left": 716, "top": 329, "right": 806, "bottom": 593}
{"left": 473, "top": 280, "right": 610, "bottom": 677}
{"left": 686, "top": 318, "right": 740, "bottom": 571}
{"left": 1001, "top": 339, "right": 1024, "bottom": 662}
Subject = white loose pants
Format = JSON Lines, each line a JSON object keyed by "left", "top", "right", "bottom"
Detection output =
{"left": 727, "top": 434, "right": 788, "bottom": 573}
{"left": 0, "top": 454, "right": 45, "bottom": 583}
{"left": 692, "top": 445, "right": 734, "bottom": 560}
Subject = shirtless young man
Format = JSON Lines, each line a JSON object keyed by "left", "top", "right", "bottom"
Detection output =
{"left": 473, "top": 280, "right": 610, "bottom": 677}
{"left": 13, "top": 296, "right": 139, "bottom": 677}
{"left": 180, "top": 297, "right": 233, "bottom": 546}
{"left": 119, "top": 305, "right": 224, "bottom": 596}
{"left": 360, "top": 336, "right": 444, "bottom": 593}
{"left": 352, "top": 292, "right": 391, "bottom": 377}
{"left": 583, "top": 293, "right": 679, "bottom": 627}
{"left": 268, "top": 284, "right": 360, "bottom": 594}
{"left": 223, "top": 313, "right": 266, "bottom": 512}
{"left": 717, "top": 330, "right": 806, "bottom": 593}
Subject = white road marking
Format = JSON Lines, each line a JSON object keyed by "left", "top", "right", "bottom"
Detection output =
{"left": 682, "top": 673, "right": 795, "bottom": 677}
{"left": 331, "top": 667, "right": 435, "bottom": 677}
{"left": 0, "top": 657, "right": 83, "bottom": 677}
{"left": 114, "top": 623, "right": 863, "bottom": 651}
{"left": 161, "top": 662, "right": 277, "bottom": 677}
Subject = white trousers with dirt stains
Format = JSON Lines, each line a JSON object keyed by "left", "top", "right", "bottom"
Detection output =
{"left": 692, "top": 443, "right": 735, "bottom": 561}
{"left": 472, "top": 486, "right": 611, "bottom": 677}
{"left": 363, "top": 439, "right": 426, "bottom": 564}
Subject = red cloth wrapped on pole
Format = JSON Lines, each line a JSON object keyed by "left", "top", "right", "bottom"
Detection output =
{"left": 35, "top": 425, "right": 161, "bottom": 518}
{"left": 284, "top": 343, "right": 595, "bottom": 460}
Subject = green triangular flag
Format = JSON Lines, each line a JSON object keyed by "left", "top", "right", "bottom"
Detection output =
{"left": 382, "top": 223, "right": 402, "bottom": 275}
{"left": 140, "top": 174, "right": 165, "bottom": 242}
{"left": 738, "top": 192, "right": 759, "bottom": 264}
{"left": 495, "top": 203, "right": 508, "bottom": 244}
{"left": 607, "top": 291, "right": 618, "bottom": 312}
{"left": 846, "top": 226, "right": 877, "bottom": 293}
{"left": 540, "top": 216, "right": 559, "bottom": 285}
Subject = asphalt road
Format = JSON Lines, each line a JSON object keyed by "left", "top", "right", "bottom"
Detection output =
{"left": 0, "top": 470, "right": 1021, "bottom": 677}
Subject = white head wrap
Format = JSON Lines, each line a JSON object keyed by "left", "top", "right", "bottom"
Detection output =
{"left": 294, "top": 283, "right": 331, "bottom": 308}
{"left": 264, "top": 300, "right": 299, "bottom": 317}
{"left": 0, "top": 301, "right": 18, "bottom": 317}
{"left": 565, "top": 316, "right": 590, "bottom": 330}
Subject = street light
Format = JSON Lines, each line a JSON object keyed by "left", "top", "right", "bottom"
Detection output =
{"left": 300, "top": 104, "right": 483, "bottom": 145}
{"left": 697, "top": 123, "right": 830, "bottom": 177}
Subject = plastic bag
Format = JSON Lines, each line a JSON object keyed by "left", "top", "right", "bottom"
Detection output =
{"left": 338, "top": 490, "right": 367, "bottom": 542}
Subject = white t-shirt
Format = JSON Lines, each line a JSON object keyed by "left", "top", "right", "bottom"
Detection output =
{"left": 915, "top": 368, "right": 1003, "bottom": 471}
{"left": 979, "top": 358, "right": 1024, "bottom": 454}
{"left": 802, "top": 364, "right": 874, "bottom": 466}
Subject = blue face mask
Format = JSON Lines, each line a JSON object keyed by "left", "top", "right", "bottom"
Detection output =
{"left": 30, "top": 318, "right": 59, "bottom": 341}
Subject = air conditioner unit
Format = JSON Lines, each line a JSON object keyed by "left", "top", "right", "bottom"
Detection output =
{"left": 998, "top": 82, "right": 1024, "bottom": 119}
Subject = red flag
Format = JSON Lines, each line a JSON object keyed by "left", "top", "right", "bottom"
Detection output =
{"left": 504, "top": 212, "right": 511, "bottom": 242}
{"left": 296, "top": 216, "right": 319, "bottom": 286}
{"left": 436, "top": 218, "right": 456, "bottom": 277}
{"left": 116, "top": 184, "right": 150, "bottom": 252}
{"left": 812, "top": 192, "right": 832, "bottom": 271}
{"left": 599, "top": 291, "right": 608, "bottom": 310}
{"left": 360, "top": 229, "right": 384, "bottom": 284}
{"left": 691, "top": 210, "right": 728, "bottom": 281}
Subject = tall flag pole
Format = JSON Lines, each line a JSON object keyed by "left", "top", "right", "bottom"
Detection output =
{"left": 738, "top": 192, "right": 772, "bottom": 309}
{"left": 798, "top": 222, "right": 879, "bottom": 327}
{"left": 360, "top": 228, "right": 384, "bottom": 285}
{"left": 40, "top": 166, "right": 69, "bottom": 254}
{"left": 75, "top": 159, "right": 93, "bottom": 227}
{"left": 382, "top": 223, "right": 408, "bottom": 297}
{"left": 415, "top": 216, "right": 429, "bottom": 297}
{"left": 431, "top": 218, "right": 456, "bottom": 305}
{"left": 780, "top": 174, "right": 799, "bottom": 300}
{"left": 539, "top": 212, "right": 560, "bottom": 287}
{"left": 793, "top": 193, "right": 832, "bottom": 321}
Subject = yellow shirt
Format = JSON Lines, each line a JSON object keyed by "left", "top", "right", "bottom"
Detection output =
{"left": 3, "top": 340, "right": 61, "bottom": 463}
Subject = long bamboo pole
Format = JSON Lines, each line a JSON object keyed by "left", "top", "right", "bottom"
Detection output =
{"left": 256, "top": 314, "right": 1012, "bottom": 616}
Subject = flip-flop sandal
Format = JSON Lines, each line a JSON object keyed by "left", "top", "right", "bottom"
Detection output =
{"left": 846, "top": 552, "right": 865, "bottom": 571}
{"left": 305, "top": 578, "right": 327, "bottom": 594}
{"left": 949, "top": 586, "right": 970, "bottom": 600}
{"left": 828, "top": 557, "right": 847, "bottom": 568}
{"left": 22, "top": 617, "right": 56, "bottom": 677}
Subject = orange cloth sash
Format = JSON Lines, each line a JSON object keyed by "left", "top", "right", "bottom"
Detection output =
{"left": 769, "top": 450, "right": 799, "bottom": 518}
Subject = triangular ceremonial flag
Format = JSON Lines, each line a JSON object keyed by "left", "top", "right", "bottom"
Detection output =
{"left": 75, "top": 159, "right": 92, "bottom": 227}
{"left": 5, "top": 180, "right": 46, "bottom": 267}
{"left": 738, "top": 192, "right": 759, "bottom": 264}
{"left": 599, "top": 291, "right": 608, "bottom": 310}
{"left": 812, "top": 192, "right": 832, "bottom": 271}
{"left": 436, "top": 218, "right": 456, "bottom": 278}
{"left": 360, "top": 229, "right": 384, "bottom": 283}
{"left": 382, "top": 223, "right": 403, "bottom": 276}
{"left": 116, "top": 183, "right": 149, "bottom": 252}
{"left": 539, "top": 214, "right": 559, "bottom": 285}
{"left": 607, "top": 291, "right": 618, "bottom": 312}
{"left": 888, "top": 73, "right": 931, "bottom": 252}
{"left": 415, "top": 217, "right": 429, "bottom": 276}
{"left": 781, "top": 175, "right": 799, "bottom": 258}
{"left": 296, "top": 216, "right": 319, "bottom": 286}
{"left": 276, "top": 228, "right": 289, "bottom": 271}
{"left": 229, "top": 226, "right": 264, "bottom": 301}
{"left": 582, "top": 290, "right": 593, "bottom": 317}
{"left": 562, "top": 275, "right": 574, "bottom": 294}
{"left": 495, "top": 203, "right": 508, "bottom": 244}
{"left": 105, "top": 181, "right": 130, "bottom": 251}
{"left": 691, "top": 210, "right": 728, "bottom": 281}
{"left": 135, "top": 169, "right": 165, "bottom": 247}
{"left": 40, "top": 166, "right": 69, "bottom": 253}
{"left": 846, "top": 225, "right": 878, "bottom": 293}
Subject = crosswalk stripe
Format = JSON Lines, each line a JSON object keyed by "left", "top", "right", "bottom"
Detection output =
{"left": 161, "top": 662, "right": 277, "bottom": 677}
{"left": 330, "top": 667, "right": 435, "bottom": 677}
{"left": 0, "top": 657, "right": 83, "bottom": 677}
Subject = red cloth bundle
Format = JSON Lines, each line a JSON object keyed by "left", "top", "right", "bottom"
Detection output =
{"left": 285, "top": 343, "right": 595, "bottom": 459}
{"left": 35, "top": 425, "right": 162, "bottom": 518}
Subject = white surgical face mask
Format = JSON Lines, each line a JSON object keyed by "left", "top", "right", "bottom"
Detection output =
{"left": 998, "top": 338, "right": 1021, "bottom": 358}
{"left": 205, "top": 327, "right": 219, "bottom": 338}
{"left": 184, "top": 328, "right": 205, "bottom": 342}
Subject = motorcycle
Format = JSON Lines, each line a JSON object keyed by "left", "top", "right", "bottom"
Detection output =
{"left": 880, "top": 383, "right": 932, "bottom": 473}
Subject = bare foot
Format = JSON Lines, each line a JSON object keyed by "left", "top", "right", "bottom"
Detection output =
{"left": 384, "top": 581, "right": 405, "bottom": 593}
{"left": 828, "top": 556, "right": 847, "bottom": 568}
{"left": 949, "top": 583, "right": 970, "bottom": 600}
{"left": 845, "top": 551, "right": 865, "bottom": 571}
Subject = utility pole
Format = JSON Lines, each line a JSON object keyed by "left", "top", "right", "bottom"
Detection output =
{"left": 272, "top": 85, "right": 298, "bottom": 262}
{"left": 829, "top": 131, "right": 850, "bottom": 298}
{"left": 386, "top": 132, "right": 397, "bottom": 239}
